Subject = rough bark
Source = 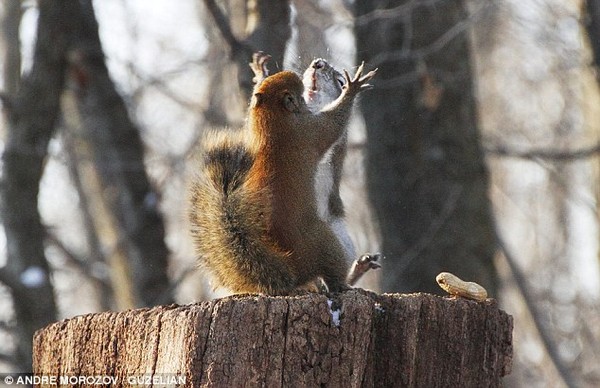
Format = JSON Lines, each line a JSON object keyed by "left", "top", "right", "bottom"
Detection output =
{"left": 354, "top": 0, "right": 497, "bottom": 295}
{"left": 34, "top": 291, "right": 512, "bottom": 387}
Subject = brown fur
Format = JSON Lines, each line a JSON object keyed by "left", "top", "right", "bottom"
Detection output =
{"left": 190, "top": 66, "right": 375, "bottom": 294}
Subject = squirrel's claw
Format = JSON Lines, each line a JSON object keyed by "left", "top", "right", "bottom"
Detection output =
{"left": 343, "top": 62, "right": 377, "bottom": 94}
{"left": 250, "top": 51, "right": 272, "bottom": 84}
{"left": 346, "top": 253, "right": 382, "bottom": 286}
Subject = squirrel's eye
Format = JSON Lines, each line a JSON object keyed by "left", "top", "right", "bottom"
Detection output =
{"left": 337, "top": 77, "right": 345, "bottom": 87}
{"left": 283, "top": 93, "right": 300, "bottom": 112}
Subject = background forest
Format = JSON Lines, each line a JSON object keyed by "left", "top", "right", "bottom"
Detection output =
{"left": 0, "top": 0, "right": 599, "bottom": 386}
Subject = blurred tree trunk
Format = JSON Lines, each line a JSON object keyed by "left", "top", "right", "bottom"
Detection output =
{"left": 197, "top": 0, "right": 244, "bottom": 127}
{"left": 61, "top": 126, "right": 113, "bottom": 310}
{"left": 201, "top": 0, "right": 291, "bottom": 126}
{"left": 0, "top": 3, "right": 174, "bottom": 372}
{"left": 586, "top": 0, "right": 600, "bottom": 70}
{"left": 0, "top": 0, "right": 21, "bottom": 98}
{"left": 237, "top": 0, "right": 290, "bottom": 95}
{"left": 292, "top": 1, "right": 331, "bottom": 62}
{"left": 65, "top": 0, "right": 172, "bottom": 308}
{"left": 61, "top": 91, "right": 135, "bottom": 310}
{"left": 354, "top": 0, "right": 497, "bottom": 295}
{"left": 0, "top": 0, "right": 73, "bottom": 371}
{"left": 471, "top": 0, "right": 600, "bottom": 386}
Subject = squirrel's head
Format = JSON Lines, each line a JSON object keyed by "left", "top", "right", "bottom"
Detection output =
{"left": 252, "top": 71, "right": 306, "bottom": 114}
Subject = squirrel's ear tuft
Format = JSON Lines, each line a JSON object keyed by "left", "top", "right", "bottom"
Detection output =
{"left": 252, "top": 93, "right": 263, "bottom": 108}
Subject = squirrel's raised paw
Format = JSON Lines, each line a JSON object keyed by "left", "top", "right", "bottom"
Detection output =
{"left": 250, "top": 51, "right": 272, "bottom": 84}
{"left": 343, "top": 61, "right": 377, "bottom": 94}
{"left": 347, "top": 253, "right": 382, "bottom": 286}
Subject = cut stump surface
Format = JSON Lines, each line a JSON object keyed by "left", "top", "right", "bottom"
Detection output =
{"left": 34, "top": 290, "right": 512, "bottom": 387}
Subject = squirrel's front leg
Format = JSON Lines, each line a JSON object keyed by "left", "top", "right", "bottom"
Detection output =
{"left": 346, "top": 253, "right": 382, "bottom": 286}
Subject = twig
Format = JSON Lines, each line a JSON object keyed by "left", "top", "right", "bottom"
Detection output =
{"left": 484, "top": 143, "right": 600, "bottom": 161}
{"left": 354, "top": 0, "right": 446, "bottom": 26}
{"left": 45, "top": 229, "right": 109, "bottom": 287}
{"left": 202, "top": 0, "right": 246, "bottom": 54}
{"left": 368, "top": 1, "right": 491, "bottom": 66}
{"left": 393, "top": 184, "right": 463, "bottom": 278}
{"left": 127, "top": 65, "right": 202, "bottom": 111}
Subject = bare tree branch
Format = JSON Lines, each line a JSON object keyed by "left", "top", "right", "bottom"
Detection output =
{"left": 484, "top": 142, "right": 600, "bottom": 161}
{"left": 201, "top": 0, "right": 291, "bottom": 100}
{"left": 60, "top": 129, "right": 113, "bottom": 310}
{"left": 393, "top": 184, "right": 463, "bottom": 278}
{"left": 45, "top": 230, "right": 110, "bottom": 288}
{"left": 354, "top": 0, "right": 445, "bottom": 26}
{"left": 202, "top": 0, "right": 247, "bottom": 54}
{"left": 127, "top": 65, "right": 203, "bottom": 110}
{"left": 65, "top": 0, "right": 173, "bottom": 308}
{"left": 367, "top": 2, "right": 493, "bottom": 68}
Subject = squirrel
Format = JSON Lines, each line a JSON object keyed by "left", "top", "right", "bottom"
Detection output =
{"left": 252, "top": 53, "right": 376, "bottom": 254}
{"left": 250, "top": 53, "right": 381, "bottom": 284}
{"left": 302, "top": 58, "right": 356, "bottom": 262}
{"left": 190, "top": 62, "right": 376, "bottom": 294}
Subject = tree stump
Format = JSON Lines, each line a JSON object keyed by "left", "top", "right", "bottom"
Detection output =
{"left": 33, "top": 290, "right": 512, "bottom": 387}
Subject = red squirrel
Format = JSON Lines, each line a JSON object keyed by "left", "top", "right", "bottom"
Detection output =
{"left": 253, "top": 54, "right": 382, "bottom": 284}
{"left": 190, "top": 62, "right": 376, "bottom": 294}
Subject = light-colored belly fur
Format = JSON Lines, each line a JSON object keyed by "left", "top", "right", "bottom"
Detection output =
{"left": 315, "top": 147, "right": 335, "bottom": 221}
{"left": 315, "top": 138, "right": 356, "bottom": 262}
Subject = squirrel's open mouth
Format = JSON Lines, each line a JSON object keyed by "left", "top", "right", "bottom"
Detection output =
{"left": 303, "top": 68, "right": 319, "bottom": 100}
{"left": 310, "top": 73, "right": 318, "bottom": 92}
{"left": 303, "top": 74, "right": 318, "bottom": 99}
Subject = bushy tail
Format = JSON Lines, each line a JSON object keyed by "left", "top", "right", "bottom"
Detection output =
{"left": 189, "top": 133, "right": 296, "bottom": 294}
